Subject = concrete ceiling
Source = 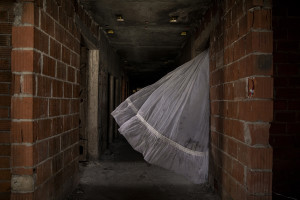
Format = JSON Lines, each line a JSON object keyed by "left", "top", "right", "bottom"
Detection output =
{"left": 80, "top": 0, "right": 212, "bottom": 86}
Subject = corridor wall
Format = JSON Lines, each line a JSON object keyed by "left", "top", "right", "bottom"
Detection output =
{"left": 0, "top": 0, "right": 125, "bottom": 199}
{"left": 179, "top": 0, "right": 273, "bottom": 199}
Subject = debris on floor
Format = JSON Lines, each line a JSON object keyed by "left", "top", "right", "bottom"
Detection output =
{"left": 67, "top": 137, "right": 219, "bottom": 200}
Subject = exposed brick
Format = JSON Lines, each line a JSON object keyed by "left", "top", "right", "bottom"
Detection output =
{"left": 50, "top": 38, "right": 61, "bottom": 60}
{"left": 63, "top": 147, "right": 73, "bottom": 166}
{"left": 238, "top": 100, "right": 273, "bottom": 122}
{"left": 37, "top": 140, "right": 48, "bottom": 163}
{"left": 49, "top": 136, "right": 60, "bottom": 156}
{"left": 61, "top": 99, "right": 70, "bottom": 115}
{"left": 52, "top": 153, "right": 63, "bottom": 173}
{"left": 0, "top": 145, "right": 10, "bottom": 156}
{"left": 36, "top": 159, "right": 52, "bottom": 186}
{"left": 231, "top": 159, "right": 244, "bottom": 185}
{"left": 0, "top": 23, "right": 12, "bottom": 34}
{"left": 0, "top": 157, "right": 10, "bottom": 168}
{"left": 56, "top": 61, "right": 66, "bottom": 80}
{"left": 58, "top": 8, "right": 68, "bottom": 30}
{"left": 34, "top": 119, "right": 52, "bottom": 140}
{"left": 11, "top": 145, "right": 34, "bottom": 167}
{"left": 247, "top": 123, "right": 270, "bottom": 145}
{"left": 49, "top": 99, "right": 61, "bottom": 116}
{"left": 34, "top": 28, "right": 49, "bottom": 53}
{"left": 0, "top": 83, "right": 9, "bottom": 94}
{"left": 23, "top": 74, "right": 36, "bottom": 95}
{"left": 0, "top": 169, "right": 11, "bottom": 180}
{"left": 37, "top": 75, "right": 52, "bottom": 97}
{"left": 246, "top": 31, "right": 273, "bottom": 54}
{"left": 34, "top": 3, "right": 40, "bottom": 27}
{"left": 11, "top": 121, "right": 35, "bottom": 143}
{"left": 12, "top": 167, "right": 34, "bottom": 176}
{"left": 62, "top": 46, "right": 70, "bottom": 65}
{"left": 234, "top": 80, "right": 247, "bottom": 99}
{"left": 12, "top": 74, "right": 36, "bottom": 95}
{"left": 248, "top": 9, "right": 272, "bottom": 30}
{"left": 248, "top": 147, "right": 273, "bottom": 169}
{"left": 0, "top": 60, "right": 10, "bottom": 70}
{"left": 224, "top": 119, "right": 245, "bottom": 142}
{"left": 11, "top": 97, "right": 33, "bottom": 119}
{"left": 249, "top": 77, "right": 273, "bottom": 98}
{"left": 41, "top": 10, "right": 55, "bottom": 37}
{"left": 22, "top": 2, "right": 35, "bottom": 25}
{"left": 11, "top": 193, "right": 34, "bottom": 200}
{"left": 43, "top": 55, "right": 56, "bottom": 77}
{"left": 211, "top": 131, "right": 219, "bottom": 147}
{"left": 64, "top": 82, "right": 72, "bottom": 98}
{"left": 0, "top": 11, "right": 8, "bottom": 22}
{"left": 70, "top": 99, "right": 79, "bottom": 113}
{"left": 227, "top": 138, "right": 237, "bottom": 158}
{"left": 0, "top": 120, "right": 10, "bottom": 131}
{"left": 0, "top": 47, "right": 12, "bottom": 57}
{"left": 54, "top": 22, "right": 63, "bottom": 43}
{"left": 0, "top": 96, "right": 10, "bottom": 107}
{"left": 0, "top": 71, "right": 11, "bottom": 83}
{"left": 45, "top": 0, "right": 59, "bottom": 20}
{"left": 11, "top": 50, "right": 41, "bottom": 73}
{"left": 33, "top": 97, "right": 48, "bottom": 118}
{"left": 0, "top": 182, "right": 10, "bottom": 193}
{"left": 52, "top": 79, "right": 63, "bottom": 97}
{"left": 71, "top": 52, "right": 80, "bottom": 69}
{"left": 0, "top": 35, "right": 11, "bottom": 46}
{"left": 225, "top": 101, "right": 239, "bottom": 118}
{"left": 12, "top": 26, "right": 34, "bottom": 48}
{"left": 51, "top": 117, "right": 63, "bottom": 135}
{"left": 247, "top": 170, "right": 272, "bottom": 194}
{"left": 0, "top": 132, "right": 10, "bottom": 143}
{"left": 62, "top": 115, "right": 72, "bottom": 133}
{"left": 67, "top": 66, "right": 75, "bottom": 82}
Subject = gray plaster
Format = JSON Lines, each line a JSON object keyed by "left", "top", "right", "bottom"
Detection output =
{"left": 80, "top": 0, "right": 212, "bottom": 87}
{"left": 11, "top": 175, "right": 34, "bottom": 192}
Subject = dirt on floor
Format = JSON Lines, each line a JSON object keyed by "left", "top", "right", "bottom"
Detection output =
{"left": 67, "top": 136, "right": 220, "bottom": 200}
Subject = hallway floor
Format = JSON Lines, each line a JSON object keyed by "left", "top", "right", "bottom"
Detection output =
{"left": 68, "top": 136, "right": 219, "bottom": 200}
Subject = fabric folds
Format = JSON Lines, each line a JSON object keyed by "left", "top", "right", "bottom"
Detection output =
{"left": 112, "top": 50, "right": 210, "bottom": 184}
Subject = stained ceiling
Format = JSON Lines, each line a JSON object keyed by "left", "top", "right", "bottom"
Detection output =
{"left": 80, "top": 0, "right": 212, "bottom": 87}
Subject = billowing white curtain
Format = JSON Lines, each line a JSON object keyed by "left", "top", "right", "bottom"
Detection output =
{"left": 112, "top": 49, "right": 209, "bottom": 184}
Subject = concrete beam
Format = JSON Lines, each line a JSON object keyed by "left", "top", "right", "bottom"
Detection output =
{"left": 87, "top": 50, "right": 100, "bottom": 160}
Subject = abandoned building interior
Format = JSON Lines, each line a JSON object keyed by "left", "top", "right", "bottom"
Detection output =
{"left": 0, "top": 0, "right": 299, "bottom": 199}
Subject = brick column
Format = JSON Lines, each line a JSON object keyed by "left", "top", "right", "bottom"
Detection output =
{"left": 209, "top": 0, "right": 273, "bottom": 199}
{"left": 11, "top": 0, "right": 81, "bottom": 199}
{"left": 11, "top": 0, "right": 36, "bottom": 198}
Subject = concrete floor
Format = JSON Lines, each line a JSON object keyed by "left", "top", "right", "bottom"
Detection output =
{"left": 68, "top": 136, "right": 220, "bottom": 200}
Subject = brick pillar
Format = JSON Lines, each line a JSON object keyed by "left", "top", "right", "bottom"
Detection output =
{"left": 209, "top": 0, "right": 273, "bottom": 199}
{"left": 0, "top": 1, "right": 15, "bottom": 199}
{"left": 11, "top": 0, "right": 81, "bottom": 199}
{"left": 10, "top": 1, "right": 36, "bottom": 198}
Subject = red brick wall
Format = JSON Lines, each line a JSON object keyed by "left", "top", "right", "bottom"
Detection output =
{"left": 271, "top": 0, "right": 300, "bottom": 198}
{"left": 208, "top": 0, "right": 273, "bottom": 199}
{"left": 0, "top": 1, "right": 14, "bottom": 199}
{"left": 10, "top": 0, "right": 81, "bottom": 199}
